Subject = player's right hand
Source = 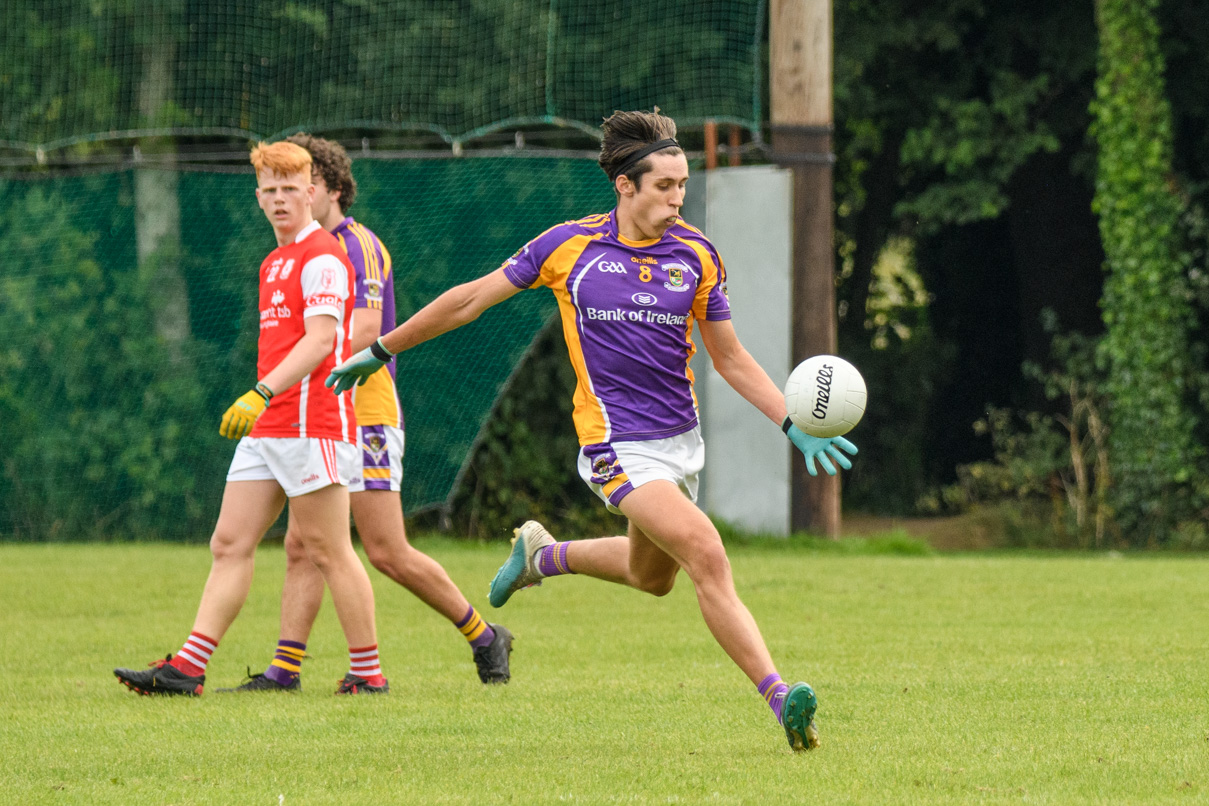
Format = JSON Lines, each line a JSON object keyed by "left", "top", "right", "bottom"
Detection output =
{"left": 326, "top": 338, "right": 392, "bottom": 394}
{"left": 785, "top": 423, "right": 858, "bottom": 477}
{"left": 220, "top": 387, "right": 271, "bottom": 440}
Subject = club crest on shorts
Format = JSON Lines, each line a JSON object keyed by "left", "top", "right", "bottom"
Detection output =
{"left": 584, "top": 444, "right": 622, "bottom": 485}
{"left": 364, "top": 431, "right": 388, "bottom": 463}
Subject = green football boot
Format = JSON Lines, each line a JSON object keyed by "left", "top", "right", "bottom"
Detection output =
{"left": 488, "top": 520, "right": 555, "bottom": 608}
{"left": 782, "top": 682, "right": 820, "bottom": 751}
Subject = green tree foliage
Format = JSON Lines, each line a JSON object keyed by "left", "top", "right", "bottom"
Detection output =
{"left": 831, "top": 0, "right": 1100, "bottom": 512}
{"left": 924, "top": 316, "right": 1116, "bottom": 548}
{"left": 1, "top": 0, "right": 762, "bottom": 151}
{"left": 0, "top": 178, "right": 227, "bottom": 539}
{"left": 1091, "top": 0, "right": 1206, "bottom": 540}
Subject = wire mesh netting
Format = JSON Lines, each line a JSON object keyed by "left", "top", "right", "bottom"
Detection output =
{"left": 2, "top": 0, "right": 765, "bottom": 153}
{"left": 1, "top": 0, "right": 761, "bottom": 539}
{"left": 0, "top": 158, "right": 615, "bottom": 539}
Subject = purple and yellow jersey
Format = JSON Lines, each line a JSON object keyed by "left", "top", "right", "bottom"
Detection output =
{"left": 502, "top": 209, "right": 731, "bottom": 446}
{"left": 332, "top": 217, "right": 404, "bottom": 429}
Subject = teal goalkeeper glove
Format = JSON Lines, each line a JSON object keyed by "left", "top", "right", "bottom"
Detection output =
{"left": 783, "top": 418, "right": 858, "bottom": 477}
{"left": 326, "top": 338, "right": 393, "bottom": 394}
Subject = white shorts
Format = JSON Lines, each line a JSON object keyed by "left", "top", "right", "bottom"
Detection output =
{"left": 577, "top": 427, "right": 705, "bottom": 514}
{"left": 348, "top": 424, "right": 405, "bottom": 494}
{"left": 227, "top": 437, "right": 358, "bottom": 498}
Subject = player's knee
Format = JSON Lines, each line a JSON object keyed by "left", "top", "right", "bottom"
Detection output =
{"left": 283, "top": 532, "right": 309, "bottom": 565}
{"left": 291, "top": 530, "right": 339, "bottom": 571}
{"left": 685, "top": 540, "right": 732, "bottom": 587}
{"left": 209, "top": 528, "right": 254, "bottom": 562}
{"left": 364, "top": 542, "right": 403, "bottom": 579}
{"left": 636, "top": 572, "right": 676, "bottom": 597}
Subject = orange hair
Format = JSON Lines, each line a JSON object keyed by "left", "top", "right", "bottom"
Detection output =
{"left": 249, "top": 141, "right": 312, "bottom": 177}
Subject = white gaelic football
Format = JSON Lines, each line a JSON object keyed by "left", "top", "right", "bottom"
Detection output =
{"left": 784, "top": 355, "right": 867, "bottom": 438}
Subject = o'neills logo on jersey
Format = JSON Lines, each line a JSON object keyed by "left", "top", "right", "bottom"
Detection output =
{"left": 812, "top": 363, "right": 834, "bottom": 420}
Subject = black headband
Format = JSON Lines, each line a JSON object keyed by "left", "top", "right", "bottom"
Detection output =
{"left": 612, "top": 138, "right": 681, "bottom": 179}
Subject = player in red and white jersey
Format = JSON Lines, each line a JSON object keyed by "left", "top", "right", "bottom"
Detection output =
{"left": 224, "top": 134, "right": 512, "bottom": 693}
{"left": 249, "top": 217, "right": 356, "bottom": 443}
{"left": 114, "top": 141, "right": 388, "bottom": 697}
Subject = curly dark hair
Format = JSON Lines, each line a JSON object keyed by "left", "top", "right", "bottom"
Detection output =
{"left": 285, "top": 133, "right": 357, "bottom": 213}
{"left": 598, "top": 108, "right": 681, "bottom": 190}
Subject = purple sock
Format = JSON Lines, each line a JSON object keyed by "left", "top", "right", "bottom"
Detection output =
{"left": 537, "top": 542, "right": 574, "bottom": 577}
{"left": 264, "top": 639, "right": 306, "bottom": 686}
{"left": 757, "top": 673, "right": 790, "bottom": 723}
{"left": 455, "top": 605, "right": 496, "bottom": 650}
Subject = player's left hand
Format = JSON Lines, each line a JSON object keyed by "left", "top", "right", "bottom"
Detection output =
{"left": 219, "top": 388, "right": 270, "bottom": 440}
{"left": 785, "top": 423, "right": 858, "bottom": 477}
{"left": 326, "top": 339, "right": 392, "bottom": 394}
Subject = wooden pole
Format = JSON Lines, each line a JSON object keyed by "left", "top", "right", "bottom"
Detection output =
{"left": 769, "top": 0, "right": 840, "bottom": 537}
{"left": 729, "top": 125, "right": 742, "bottom": 167}
{"left": 704, "top": 119, "right": 719, "bottom": 170}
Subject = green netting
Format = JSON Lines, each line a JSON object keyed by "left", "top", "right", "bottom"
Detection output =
{"left": 1, "top": 0, "right": 764, "bottom": 153}
{"left": 0, "top": 158, "right": 615, "bottom": 539}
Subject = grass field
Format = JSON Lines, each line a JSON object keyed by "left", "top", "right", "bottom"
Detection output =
{"left": 2, "top": 539, "right": 1207, "bottom": 804}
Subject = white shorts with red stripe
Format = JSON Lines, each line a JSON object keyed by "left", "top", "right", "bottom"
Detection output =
{"left": 227, "top": 437, "right": 358, "bottom": 498}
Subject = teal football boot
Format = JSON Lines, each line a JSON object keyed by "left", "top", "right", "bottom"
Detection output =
{"left": 782, "top": 682, "right": 820, "bottom": 751}
{"left": 489, "top": 520, "right": 555, "bottom": 608}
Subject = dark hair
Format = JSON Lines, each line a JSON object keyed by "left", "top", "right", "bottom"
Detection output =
{"left": 285, "top": 133, "right": 357, "bottom": 214}
{"left": 598, "top": 109, "right": 682, "bottom": 190}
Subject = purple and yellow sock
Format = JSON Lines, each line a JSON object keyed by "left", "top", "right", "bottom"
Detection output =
{"left": 758, "top": 673, "right": 790, "bottom": 724}
{"left": 455, "top": 605, "right": 496, "bottom": 650}
{"left": 263, "top": 640, "right": 306, "bottom": 686}
{"left": 537, "top": 542, "right": 574, "bottom": 578}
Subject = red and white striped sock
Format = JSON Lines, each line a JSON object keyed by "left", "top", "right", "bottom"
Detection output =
{"left": 169, "top": 632, "right": 217, "bottom": 677}
{"left": 348, "top": 644, "right": 385, "bottom": 685}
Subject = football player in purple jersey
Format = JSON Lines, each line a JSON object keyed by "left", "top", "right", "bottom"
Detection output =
{"left": 327, "top": 109, "right": 857, "bottom": 751}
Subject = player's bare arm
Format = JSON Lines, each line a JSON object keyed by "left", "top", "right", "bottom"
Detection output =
{"left": 379, "top": 268, "right": 521, "bottom": 355}
{"left": 260, "top": 313, "right": 340, "bottom": 393}
{"left": 350, "top": 306, "right": 383, "bottom": 353}
{"left": 327, "top": 268, "right": 521, "bottom": 393}
{"left": 699, "top": 317, "right": 856, "bottom": 476}
{"left": 698, "top": 318, "right": 787, "bottom": 425}
{"left": 220, "top": 314, "right": 340, "bottom": 439}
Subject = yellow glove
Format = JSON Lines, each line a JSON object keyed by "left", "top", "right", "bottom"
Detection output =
{"left": 219, "top": 384, "right": 272, "bottom": 439}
